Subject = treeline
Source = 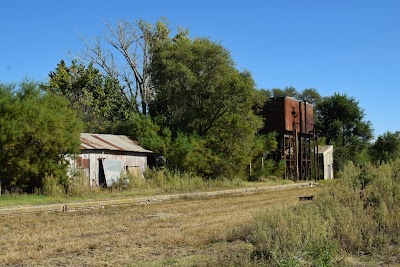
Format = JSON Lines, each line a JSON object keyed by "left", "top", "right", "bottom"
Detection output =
{"left": 0, "top": 18, "right": 397, "bottom": 193}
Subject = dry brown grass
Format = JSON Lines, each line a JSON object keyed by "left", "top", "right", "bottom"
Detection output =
{"left": 0, "top": 186, "right": 321, "bottom": 266}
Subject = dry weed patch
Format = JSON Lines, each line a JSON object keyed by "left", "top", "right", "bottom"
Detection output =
{"left": 0, "top": 187, "right": 320, "bottom": 266}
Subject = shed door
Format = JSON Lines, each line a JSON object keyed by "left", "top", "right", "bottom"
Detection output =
{"left": 102, "top": 159, "right": 124, "bottom": 187}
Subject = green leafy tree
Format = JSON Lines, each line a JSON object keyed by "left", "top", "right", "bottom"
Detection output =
{"left": 120, "top": 112, "right": 171, "bottom": 154}
{"left": 165, "top": 133, "right": 214, "bottom": 174}
{"left": 316, "top": 93, "right": 373, "bottom": 170}
{"left": 296, "top": 88, "right": 321, "bottom": 105}
{"left": 370, "top": 131, "right": 400, "bottom": 163}
{"left": 205, "top": 109, "right": 264, "bottom": 178}
{"left": 0, "top": 81, "right": 83, "bottom": 192}
{"left": 271, "top": 86, "right": 298, "bottom": 97}
{"left": 150, "top": 36, "right": 263, "bottom": 178}
{"left": 253, "top": 89, "right": 272, "bottom": 115}
{"left": 249, "top": 132, "right": 281, "bottom": 179}
{"left": 151, "top": 37, "right": 258, "bottom": 136}
{"left": 41, "top": 60, "right": 131, "bottom": 133}
{"left": 269, "top": 87, "right": 321, "bottom": 104}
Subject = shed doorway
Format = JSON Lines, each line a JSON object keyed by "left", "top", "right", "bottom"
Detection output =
{"left": 98, "top": 158, "right": 125, "bottom": 187}
{"left": 98, "top": 159, "right": 106, "bottom": 187}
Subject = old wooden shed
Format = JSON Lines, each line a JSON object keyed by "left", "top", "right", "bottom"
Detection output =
{"left": 69, "top": 133, "right": 154, "bottom": 187}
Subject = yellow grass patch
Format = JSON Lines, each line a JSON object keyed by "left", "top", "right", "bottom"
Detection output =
{"left": 0, "top": 187, "right": 321, "bottom": 266}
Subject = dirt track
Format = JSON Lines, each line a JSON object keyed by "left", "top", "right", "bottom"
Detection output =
{"left": 0, "top": 182, "right": 318, "bottom": 216}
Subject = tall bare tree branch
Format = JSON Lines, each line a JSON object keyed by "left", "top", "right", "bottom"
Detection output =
{"left": 72, "top": 18, "right": 171, "bottom": 116}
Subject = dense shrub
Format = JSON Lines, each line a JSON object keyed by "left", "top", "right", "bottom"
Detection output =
{"left": 0, "top": 81, "right": 83, "bottom": 193}
{"left": 244, "top": 160, "right": 400, "bottom": 266}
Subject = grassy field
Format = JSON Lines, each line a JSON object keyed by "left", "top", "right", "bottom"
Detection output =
{"left": 3, "top": 161, "right": 399, "bottom": 267}
{"left": 0, "top": 186, "right": 320, "bottom": 267}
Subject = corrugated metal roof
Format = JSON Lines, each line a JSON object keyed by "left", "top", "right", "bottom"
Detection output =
{"left": 80, "top": 133, "right": 153, "bottom": 153}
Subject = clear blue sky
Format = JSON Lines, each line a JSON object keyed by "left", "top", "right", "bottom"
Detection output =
{"left": 1, "top": 0, "right": 399, "bottom": 138}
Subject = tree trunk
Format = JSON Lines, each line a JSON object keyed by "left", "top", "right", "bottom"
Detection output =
{"left": 142, "top": 101, "right": 148, "bottom": 116}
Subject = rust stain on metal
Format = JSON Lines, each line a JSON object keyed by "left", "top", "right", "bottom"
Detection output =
{"left": 79, "top": 133, "right": 153, "bottom": 153}
{"left": 261, "top": 97, "right": 314, "bottom": 135}
{"left": 80, "top": 137, "right": 99, "bottom": 150}
{"left": 92, "top": 135, "right": 126, "bottom": 151}
{"left": 76, "top": 157, "right": 89, "bottom": 169}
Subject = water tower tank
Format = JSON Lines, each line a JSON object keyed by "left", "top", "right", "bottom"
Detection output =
{"left": 261, "top": 97, "right": 314, "bottom": 135}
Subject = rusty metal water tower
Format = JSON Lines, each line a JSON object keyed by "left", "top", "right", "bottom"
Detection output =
{"left": 261, "top": 97, "right": 319, "bottom": 181}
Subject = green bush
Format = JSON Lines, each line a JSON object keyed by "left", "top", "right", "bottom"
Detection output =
{"left": 250, "top": 159, "right": 281, "bottom": 181}
{"left": 0, "top": 81, "right": 83, "bottom": 193}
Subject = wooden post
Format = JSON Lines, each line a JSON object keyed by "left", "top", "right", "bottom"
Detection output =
{"left": 249, "top": 161, "right": 252, "bottom": 177}
{"left": 261, "top": 156, "right": 264, "bottom": 170}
